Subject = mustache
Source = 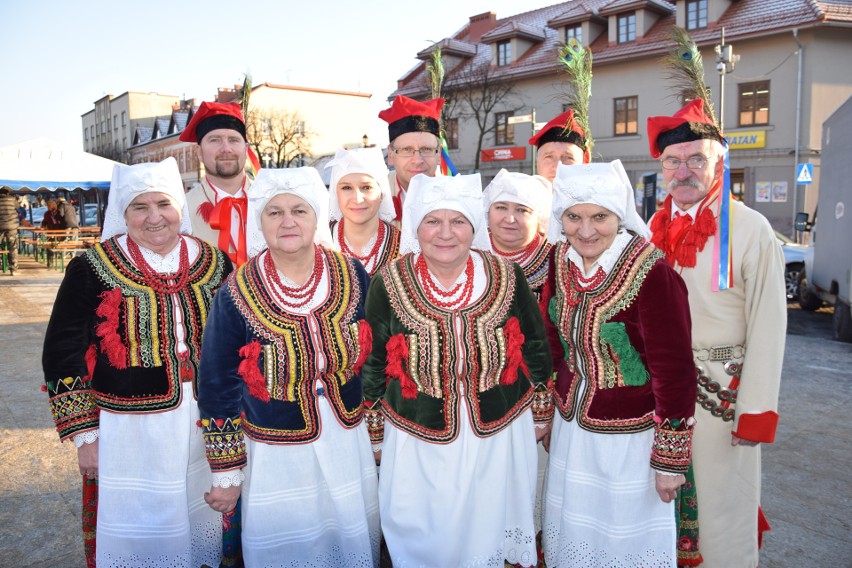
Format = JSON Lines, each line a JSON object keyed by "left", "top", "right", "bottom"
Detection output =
{"left": 667, "top": 178, "right": 704, "bottom": 192}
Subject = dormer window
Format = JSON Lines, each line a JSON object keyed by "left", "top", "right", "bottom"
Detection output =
{"left": 686, "top": 0, "right": 708, "bottom": 30}
{"left": 618, "top": 13, "right": 636, "bottom": 43}
{"left": 497, "top": 41, "right": 511, "bottom": 66}
{"left": 565, "top": 25, "right": 582, "bottom": 45}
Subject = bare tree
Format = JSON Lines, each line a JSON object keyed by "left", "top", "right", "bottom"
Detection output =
{"left": 245, "top": 107, "right": 314, "bottom": 168}
{"left": 443, "top": 60, "right": 521, "bottom": 172}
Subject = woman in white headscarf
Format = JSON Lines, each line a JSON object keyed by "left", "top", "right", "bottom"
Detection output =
{"left": 327, "top": 146, "right": 400, "bottom": 275}
{"left": 42, "top": 157, "right": 233, "bottom": 568}
{"left": 540, "top": 160, "right": 696, "bottom": 567}
{"left": 484, "top": 169, "right": 553, "bottom": 300}
{"left": 362, "top": 173, "right": 554, "bottom": 567}
{"left": 197, "top": 167, "right": 380, "bottom": 567}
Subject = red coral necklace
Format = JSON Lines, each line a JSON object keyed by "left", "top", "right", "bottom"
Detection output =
{"left": 126, "top": 236, "right": 190, "bottom": 294}
{"left": 337, "top": 219, "right": 385, "bottom": 264}
{"left": 264, "top": 246, "right": 324, "bottom": 309}
{"left": 566, "top": 262, "right": 606, "bottom": 306}
{"left": 491, "top": 233, "right": 542, "bottom": 266}
{"left": 415, "top": 253, "right": 475, "bottom": 310}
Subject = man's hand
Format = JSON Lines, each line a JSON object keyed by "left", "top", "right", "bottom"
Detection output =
{"left": 536, "top": 423, "right": 552, "bottom": 452}
{"left": 204, "top": 485, "right": 241, "bottom": 514}
{"left": 655, "top": 472, "right": 686, "bottom": 503}
{"left": 731, "top": 433, "right": 759, "bottom": 446}
{"left": 77, "top": 439, "right": 99, "bottom": 479}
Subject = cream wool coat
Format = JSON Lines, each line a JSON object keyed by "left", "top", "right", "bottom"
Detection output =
{"left": 652, "top": 198, "right": 786, "bottom": 567}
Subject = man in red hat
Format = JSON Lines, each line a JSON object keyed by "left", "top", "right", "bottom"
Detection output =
{"left": 529, "top": 109, "right": 589, "bottom": 183}
{"left": 181, "top": 101, "right": 251, "bottom": 266}
{"left": 647, "top": 98, "right": 786, "bottom": 567}
{"left": 379, "top": 95, "right": 444, "bottom": 223}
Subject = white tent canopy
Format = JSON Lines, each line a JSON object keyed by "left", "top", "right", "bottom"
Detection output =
{"left": 0, "top": 137, "right": 118, "bottom": 192}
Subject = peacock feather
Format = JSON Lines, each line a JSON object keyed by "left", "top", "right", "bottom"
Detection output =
{"left": 558, "top": 38, "right": 594, "bottom": 154}
{"left": 427, "top": 45, "right": 445, "bottom": 101}
{"left": 661, "top": 26, "right": 718, "bottom": 127}
{"left": 239, "top": 73, "right": 252, "bottom": 120}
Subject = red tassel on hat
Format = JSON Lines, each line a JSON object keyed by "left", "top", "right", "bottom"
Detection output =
{"left": 500, "top": 317, "right": 529, "bottom": 386}
{"left": 386, "top": 334, "right": 418, "bottom": 399}
{"left": 95, "top": 288, "right": 127, "bottom": 370}
{"left": 238, "top": 340, "right": 270, "bottom": 402}
{"left": 353, "top": 321, "right": 373, "bottom": 376}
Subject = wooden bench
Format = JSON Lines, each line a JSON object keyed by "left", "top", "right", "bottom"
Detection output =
{"left": 46, "top": 241, "right": 90, "bottom": 271}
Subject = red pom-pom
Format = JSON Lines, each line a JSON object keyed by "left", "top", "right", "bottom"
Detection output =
{"left": 353, "top": 320, "right": 373, "bottom": 375}
{"left": 238, "top": 340, "right": 270, "bottom": 402}
{"left": 386, "top": 334, "right": 417, "bottom": 399}
{"left": 95, "top": 288, "right": 127, "bottom": 369}
{"left": 196, "top": 419, "right": 202, "bottom": 427}
{"left": 215, "top": 418, "right": 225, "bottom": 427}
{"left": 500, "top": 317, "right": 530, "bottom": 386}
{"left": 197, "top": 201, "right": 214, "bottom": 224}
{"left": 40, "top": 385, "right": 47, "bottom": 392}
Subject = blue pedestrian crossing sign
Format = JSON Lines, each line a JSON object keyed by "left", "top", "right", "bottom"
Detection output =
{"left": 796, "top": 163, "right": 813, "bottom": 185}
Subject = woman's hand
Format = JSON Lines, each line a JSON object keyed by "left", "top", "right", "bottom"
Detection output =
{"left": 536, "top": 423, "right": 552, "bottom": 452}
{"left": 204, "top": 485, "right": 241, "bottom": 514}
{"left": 655, "top": 472, "right": 686, "bottom": 503}
{"left": 77, "top": 439, "right": 99, "bottom": 479}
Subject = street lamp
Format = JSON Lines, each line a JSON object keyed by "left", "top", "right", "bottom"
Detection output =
{"left": 714, "top": 27, "right": 740, "bottom": 133}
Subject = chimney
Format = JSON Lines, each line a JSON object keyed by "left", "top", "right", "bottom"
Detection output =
{"left": 468, "top": 12, "right": 498, "bottom": 43}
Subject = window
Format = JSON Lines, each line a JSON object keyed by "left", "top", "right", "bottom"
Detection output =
{"left": 614, "top": 96, "right": 638, "bottom": 135}
{"left": 497, "top": 41, "right": 511, "bottom": 66}
{"left": 113, "top": 114, "right": 118, "bottom": 131}
{"left": 618, "top": 13, "right": 636, "bottom": 43}
{"left": 121, "top": 111, "right": 126, "bottom": 126}
{"left": 565, "top": 25, "right": 582, "bottom": 45}
{"left": 739, "top": 81, "right": 770, "bottom": 126}
{"left": 444, "top": 118, "right": 459, "bottom": 150}
{"left": 686, "top": 0, "right": 708, "bottom": 30}
{"left": 495, "top": 111, "right": 515, "bottom": 145}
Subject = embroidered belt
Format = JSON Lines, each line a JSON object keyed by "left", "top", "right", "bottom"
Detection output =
{"left": 695, "top": 364, "right": 739, "bottom": 422}
{"left": 693, "top": 343, "right": 745, "bottom": 362}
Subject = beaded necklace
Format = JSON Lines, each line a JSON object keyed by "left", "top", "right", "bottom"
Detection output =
{"left": 337, "top": 218, "right": 385, "bottom": 265}
{"left": 565, "top": 262, "right": 606, "bottom": 307}
{"left": 264, "top": 246, "right": 323, "bottom": 309}
{"left": 126, "top": 236, "right": 190, "bottom": 294}
{"left": 415, "top": 253, "right": 474, "bottom": 310}
{"left": 491, "top": 233, "right": 542, "bottom": 266}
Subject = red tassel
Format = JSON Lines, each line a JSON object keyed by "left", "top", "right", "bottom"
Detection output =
{"left": 197, "top": 201, "right": 214, "bottom": 224}
{"left": 353, "top": 321, "right": 373, "bottom": 375}
{"left": 238, "top": 340, "right": 270, "bottom": 402}
{"left": 386, "top": 334, "right": 417, "bottom": 399}
{"left": 500, "top": 317, "right": 529, "bottom": 386}
{"left": 95, "top": 288, "right": 127, "bottom": 370}
{"left": 757, "top": 506, "right": 771, "bottom": 549}
{"left": 84, "top": 343, "right": 97, "bottom": 381}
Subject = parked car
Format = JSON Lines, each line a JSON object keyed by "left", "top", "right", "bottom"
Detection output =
{"left": 775, "top": 230, "right": 807, "bottom": 300}
{"left": 82, "top": 203, "right": 99, "bottom": 226}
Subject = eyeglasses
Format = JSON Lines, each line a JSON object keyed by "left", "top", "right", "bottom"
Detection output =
{"left": 660, "top": 156, "right": 709, "bottom": 171}
{"left": 391, "top": 146, "right": 440, "bottom": 158}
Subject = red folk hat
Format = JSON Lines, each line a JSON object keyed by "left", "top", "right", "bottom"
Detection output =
{"left": 379, "top": 95, "right": 444, "bottom": 142}
{"left": 179, "top": 101, "right": 246, "bottom": 143}
{"left": 529, "top": 109, "right": 589, "bottom": 163}
{"left": 646, "top": 98, "right": 724, "bottom": 158}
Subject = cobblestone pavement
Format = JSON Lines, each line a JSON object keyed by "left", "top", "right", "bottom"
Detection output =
{"left": 1, "top": 258, "right": 850, "bottom": 567}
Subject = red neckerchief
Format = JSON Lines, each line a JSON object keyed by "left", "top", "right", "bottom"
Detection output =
{"left": 392, "top": 176, "right": 405, "bottom": 223}
{"left": 203, "top": 176, "right": 248, "bottom": 267}
{"left": 650, "top": 178, "right": 721, "bottom": 269}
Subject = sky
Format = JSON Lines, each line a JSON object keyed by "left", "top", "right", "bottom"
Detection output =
{"left": 1, "top": 0, "right": 556, "bottom": 151}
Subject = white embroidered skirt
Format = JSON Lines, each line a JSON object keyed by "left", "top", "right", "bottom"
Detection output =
{"left": 542, "top": 416, "right": 676, "bottom": 567}
{"left": 241, "top": 395, "right": 380, "bottom": 567}
{"left": 379, "top": 405, "right": 539, "bottom": 568}
{"left": 96, "top": 382, "right": 222, "bottom": 568}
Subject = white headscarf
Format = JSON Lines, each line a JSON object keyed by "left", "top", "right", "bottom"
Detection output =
{"left": 246, "top": 167, "right": 332, "bottom": 258}
{"left": 325, "top": 147, "right": 394, "bottom": 222}
{"left": 483, "top": 168, "right": 553, "bottom": 234}
{"left": 548, "top": 160, "right": 650, "bottom": 243}
{"left": 101, "top": 157, "right": 191, "bottom": 242}
{"left": 400, "top": 173, "right": 491, "bottom": 255}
